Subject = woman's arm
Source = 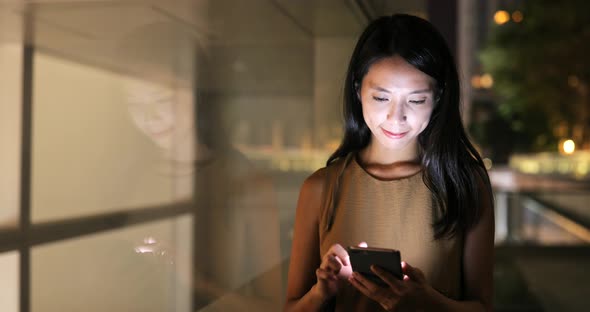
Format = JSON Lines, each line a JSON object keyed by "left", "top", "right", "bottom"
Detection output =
{"left": 284, "top": 168, "right": 330, "bottom": 312}
{"left": 425, "top": 174, "right": 495, "bottom": 311}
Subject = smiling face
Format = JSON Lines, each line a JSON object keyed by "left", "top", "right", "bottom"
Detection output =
{"left": 125, "top": 79, "right": 194, "bottom": 151}
{"left": 359, "top": 55, "right": 436, "bottom": 160}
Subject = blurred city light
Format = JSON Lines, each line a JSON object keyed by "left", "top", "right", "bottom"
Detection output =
{"left": 512, "top": 10, "right": 524, "bottom": 23}
{"left": 510, "top": 151, "right": 590, "bottom": 179}
{"left": 563, "top": 139, "right": 576, "bottom": 154}
{"left": 471, "top": 75, "right": 482, "bottom": 88}
{"left": 568, "top": 75, "right": 580, "bottom": 88}
{"left": 494, "top": 10, "right": 511, "bottom": 25}
{"left": 576, "top": 162, "right": 589, "bottom": 176}
{"left": 483, "top": 158, "right": 493, "bottom": 170}
{"left": 480, "top": 74, "right": 494, "bottom": 89}
{"left": 471, "top": 74, "right": 493, "bottom": 89}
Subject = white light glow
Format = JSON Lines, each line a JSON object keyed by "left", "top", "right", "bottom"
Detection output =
{"left": 563, "top": 139, "right": 575, "bottom": 154}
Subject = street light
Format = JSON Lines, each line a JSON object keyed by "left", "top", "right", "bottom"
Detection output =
{"left": 560, "top": 139, "right": 576, "bottom": 154}
{"left": 494, "top": 10, "right": 510, "bottom": 25}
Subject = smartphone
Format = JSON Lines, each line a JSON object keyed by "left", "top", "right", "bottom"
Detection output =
{"left": 347, "top": 246, "right": 402, "bottom": 286}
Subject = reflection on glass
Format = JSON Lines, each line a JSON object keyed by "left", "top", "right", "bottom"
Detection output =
{"left": 119, "top": 22, "right": 283, "bottom": 308}
{"left": 117, "top": 20, "right": 199, "bottom": 200}
{"left": 122, "top": 70, "right": 284, "bottom": 312}
{"left": 32, "top": 216, "right": 192, "bottom": 312}
{"left": 123, "top": 77, "right": 195, "bottom": 197}
{"left": 181, "top": 93, "right": 283, "bottom": 310}
{"left": 126, "top": 81, "right": 178, "bottom": 150}
{"left": 31, "top": 52, "right": 177, "bottom": 222}
{"left": 0, "top": 252, "right": 19, "bottom": 312}
{"left": 192, "top": 144, "right": 283, "bottom": 310}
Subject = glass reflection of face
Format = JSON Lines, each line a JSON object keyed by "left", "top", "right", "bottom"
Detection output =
{"left": 359, "top": 55, "right": 435, "bottom": 153}
{"left": 125, "top": 79, "right": 194, "bottom": 152}
{"left": 126, "top": 81, "right": 176, "bottom": 149}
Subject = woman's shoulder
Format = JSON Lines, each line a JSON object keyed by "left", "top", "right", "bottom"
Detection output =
{"left": 298, "top": 156, "right": 349, "bottom": 205}
{"left": 303, "top": 155, "right": 350, "bottom": 188}
{"left": 300, "top": 167, "right": 327, "bottom": 199}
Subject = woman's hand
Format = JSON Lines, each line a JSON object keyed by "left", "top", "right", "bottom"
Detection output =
{"left": 313, "top": 244, "right": 354, "bottom": 300}
{"left": 348, "top": 261, "right": 430, "bottom": 311}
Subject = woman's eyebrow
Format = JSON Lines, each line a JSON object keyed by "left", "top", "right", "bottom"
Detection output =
{"left": 369, "top": 85, "right": 392, "bottom": 93}
{"left": 371, "top": 86, "right": 432, "bottom": 94}
{"left": 369, "top": 85, "right": 432, "bottom": 94}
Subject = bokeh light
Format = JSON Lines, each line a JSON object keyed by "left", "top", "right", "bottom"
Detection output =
{"left": 512, "top": 10, "right": 524, "bottom": 23}
{"left": 480, "top": 74, "right": 494, "bottom": 89}
{"left": 494, "top": 10, "right": 510, "bottom": 25}
{"left": 563, "top": 139, "right": 576, "bottom": 154}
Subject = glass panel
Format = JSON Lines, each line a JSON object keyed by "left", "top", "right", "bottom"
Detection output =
{"left": 0, "top": 252, "right": 19, "bottom": 312}
{"left": 536, "top": 192, "right": 590, "bottom": 223}
{"left": 0, "top": 5, "right": 23, "bottom": 229}
{"left": 191, "top": 1, "right": 318, "bottom": 310}
{"left": 192, "top": 154, "right": 283, "bottom": 311}
{"left": 493, "top": 191, "right": 590, "bottom": 245}
{"left": 30, "top": 51, "right": 195, "bottom": 222}
{"left": 31, "top": 215, "right": 192, "bottom": 312}
{"left": 27, "top": 1, "right": 201, "bottom": 222}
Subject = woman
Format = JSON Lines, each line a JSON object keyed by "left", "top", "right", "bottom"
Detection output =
{"left": 284, "top": 14, "right": 494, "bottom": 311}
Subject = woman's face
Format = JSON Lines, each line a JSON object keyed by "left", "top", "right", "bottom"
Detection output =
{"left": 359, "top": 55, "right": 436, "bottom": 154}
{"left": 125, "top": 79, "right": 194, "bottom": 151}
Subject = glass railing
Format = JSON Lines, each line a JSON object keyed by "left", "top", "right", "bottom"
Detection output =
{"left": 492, "top": 185, "right": 590, "bottom": 311}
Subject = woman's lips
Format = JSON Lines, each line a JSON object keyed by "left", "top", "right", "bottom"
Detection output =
{"left": 382, "top": 128, "right": 408, "bottom": 139}
{"left": 149, "top": 127, "right": 174, "bottom": 137}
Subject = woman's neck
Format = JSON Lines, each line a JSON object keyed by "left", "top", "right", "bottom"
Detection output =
{"left": 357, "top": 142, "right": 422, "bottom": 180}
{"left": 361, "top": 139, "right": 420, "bottom": 164}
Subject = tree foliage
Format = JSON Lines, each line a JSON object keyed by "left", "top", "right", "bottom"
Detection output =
{"left": 479, "top": 0, "right": 590, "bottom": 152}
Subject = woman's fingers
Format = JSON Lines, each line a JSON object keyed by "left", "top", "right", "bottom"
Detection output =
{"left": 348, "top": 272, "right": 371, "bottom": 296}
{"left": 321, "top": 244, "right": 349, "bottom": 268}
{"left": 320, "top": 243, "right": 352, "bottom": 276}
{"left": 349, "top": 272, "right": 398, "bottom": 311}
{"left": 329, "top": 244, "right": 350, "bottom": 266}
{"left": 323, "top": 254, "right": 342, "bottom": 272}
{"left": 370, "top": 265, "right": 403, "bottom": 289}
{"left": 350, "top": 272, "right": 381, "bottom": 294}
{"left": 401, "top": 261, "right": 425, "bottom": 283}
{"left": 316, "top": 268, "right": 337, "bottom": 281}
{"left": 350, "top": 262, "right": 428, "bottom": 311}
{"left": 316, "top": 268, "right": 338, "bottom": 298}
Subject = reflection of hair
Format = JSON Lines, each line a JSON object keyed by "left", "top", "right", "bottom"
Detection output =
{"left": 117, "top": 21, "right": 201, "bottom": 87}
{"left": 194, "top": 90, "right": 232, "bottom": 151}
{"left": 328, "top": 14, "right": 492, "bottom": 239}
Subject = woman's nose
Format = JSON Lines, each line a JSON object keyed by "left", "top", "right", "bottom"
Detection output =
{"left": 386, "top": 101, "right": 407, "bottom": 124}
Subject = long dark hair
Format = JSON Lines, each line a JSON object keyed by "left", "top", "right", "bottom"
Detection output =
{"left": 327, "top": 14, "right": 492, "bottom": 239}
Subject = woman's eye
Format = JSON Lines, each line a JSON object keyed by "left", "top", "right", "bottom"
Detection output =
{"left": 373, "top": 96, "right": 388, "bottom": 102}
{"left": 409, "top": 99, "right": 426, "bottom": 104}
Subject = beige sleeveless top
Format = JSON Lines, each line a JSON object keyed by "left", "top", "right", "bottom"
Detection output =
{"left": 319, "top": 153, "right": 463, "bottom": 311}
